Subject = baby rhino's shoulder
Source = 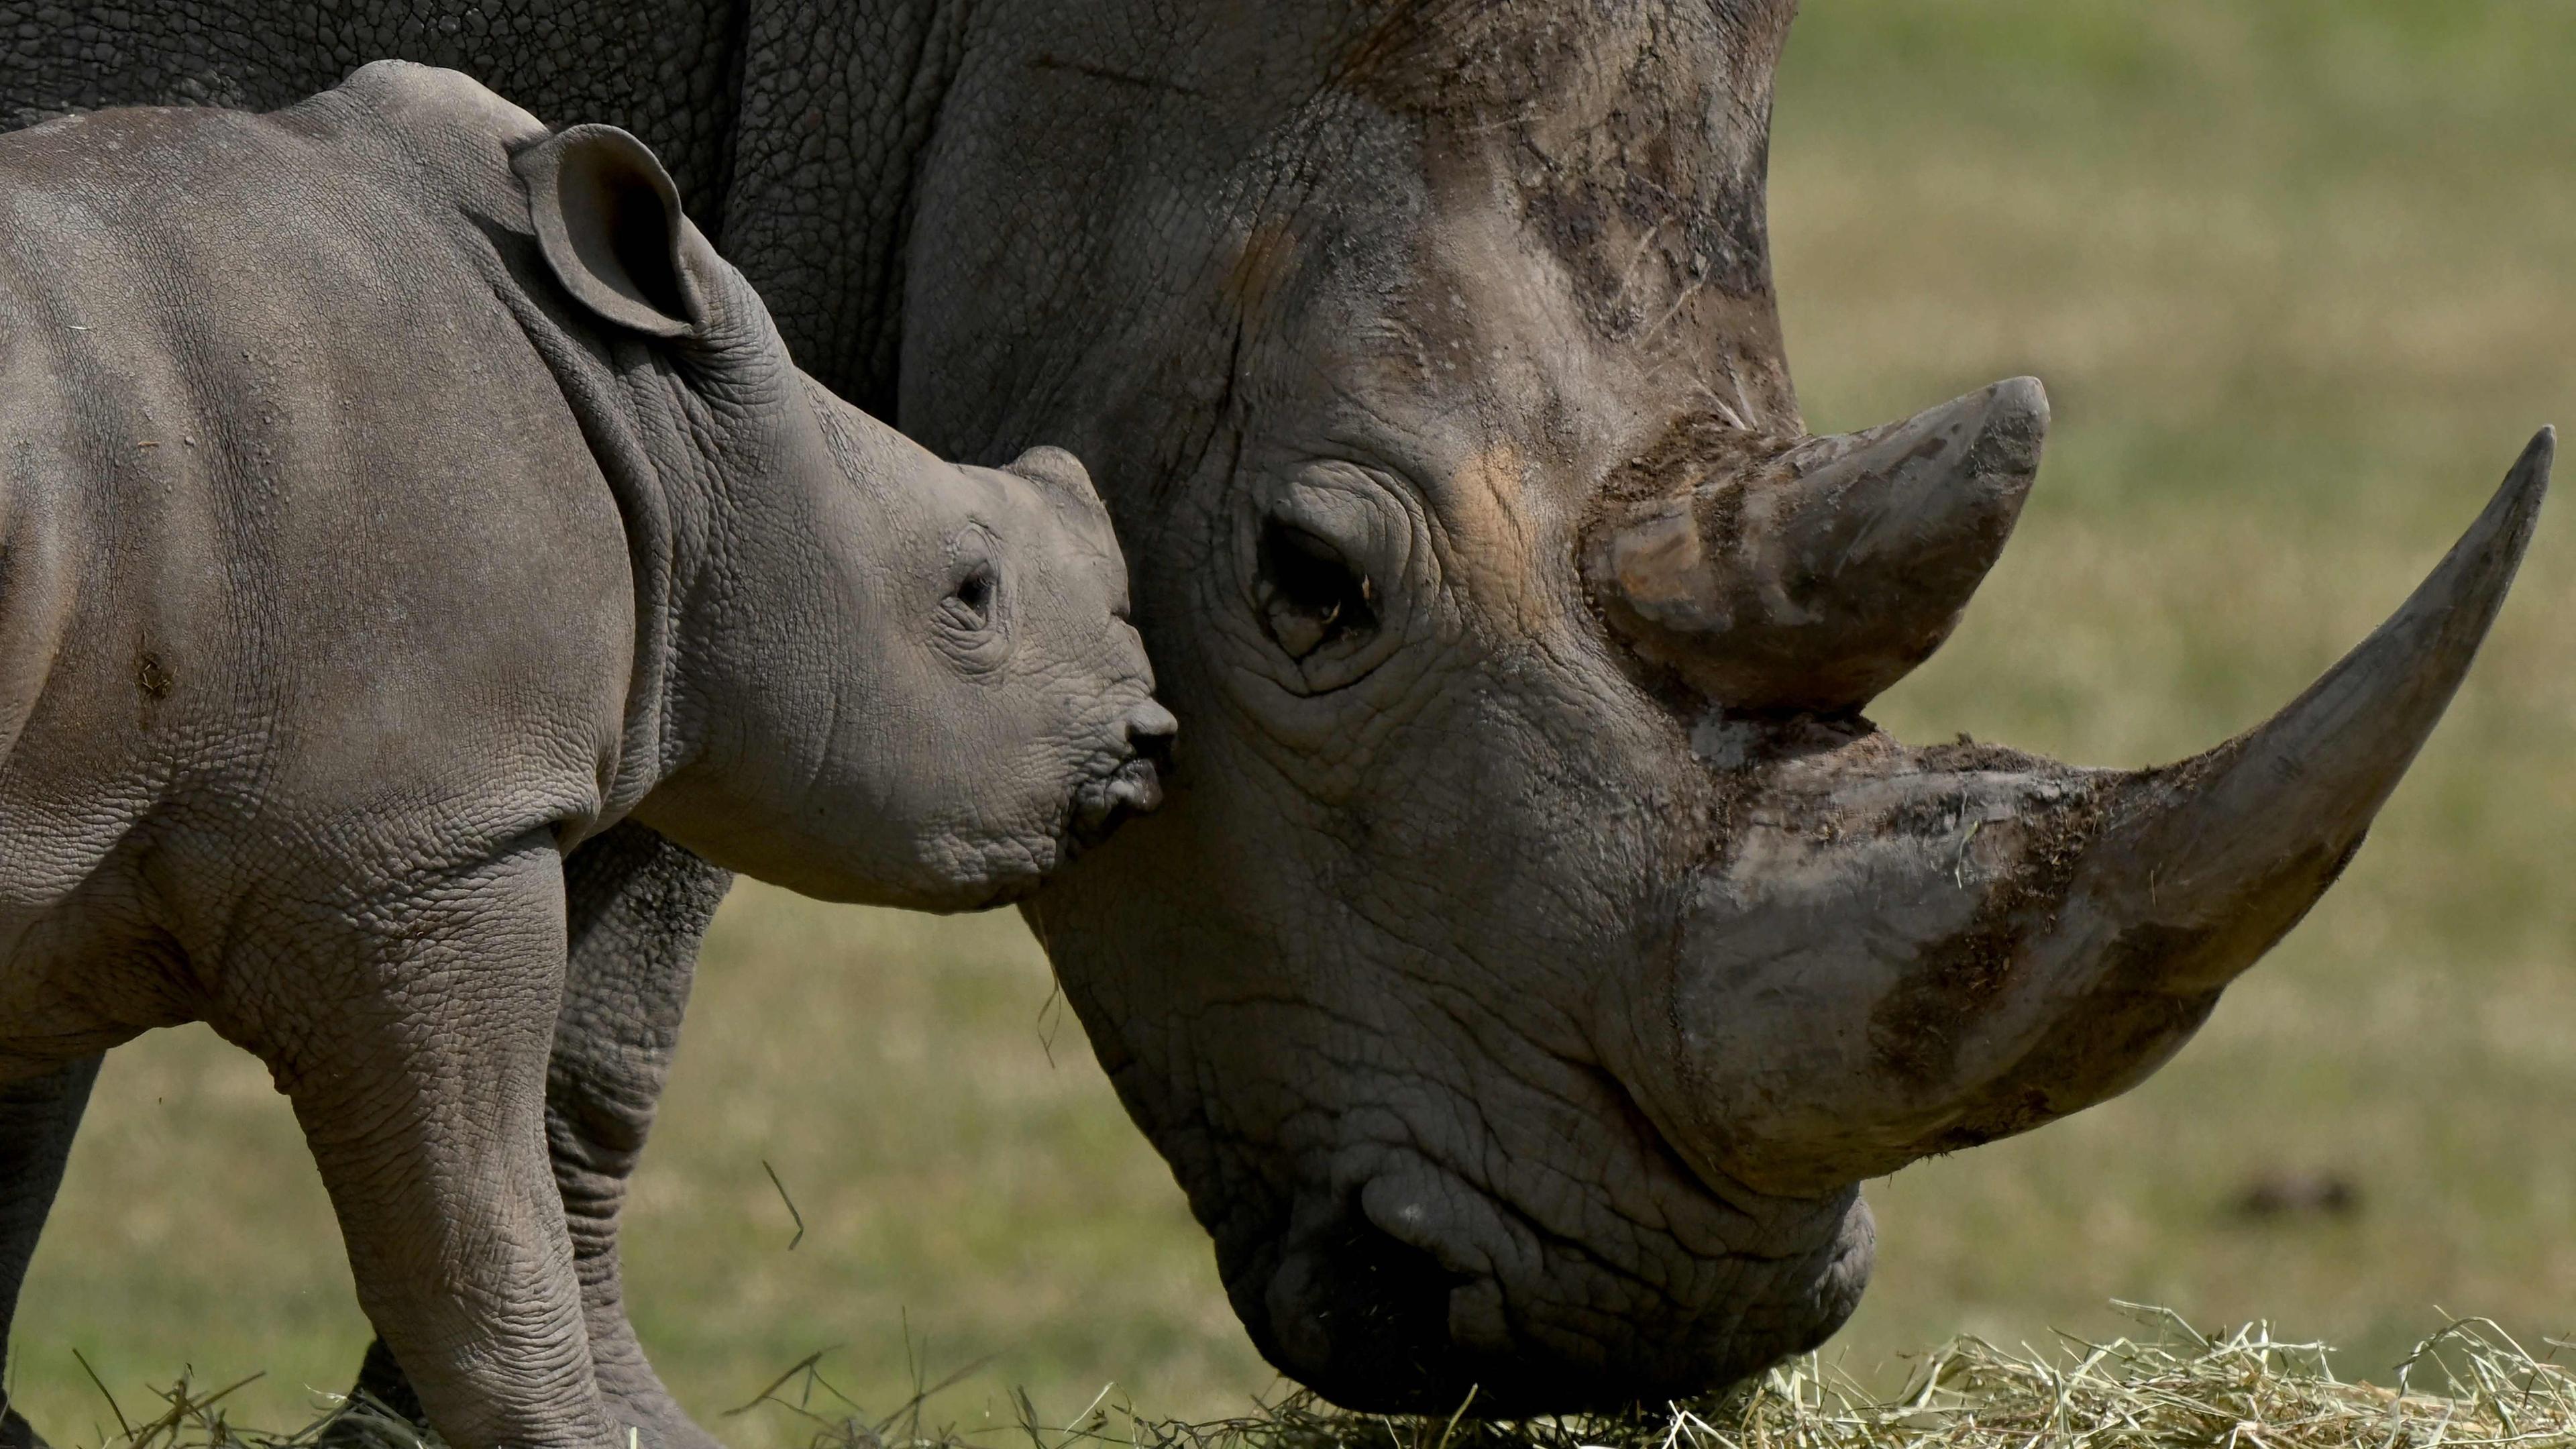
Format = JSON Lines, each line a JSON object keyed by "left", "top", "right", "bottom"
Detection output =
{"left": 324, "top": 60, "right": 550, "bottom": 145}
{"left": 254, "top": 60, "right": 552, "bottom": 225}
{"left": 294, "top": 60, "right": 551, "bottom": 195}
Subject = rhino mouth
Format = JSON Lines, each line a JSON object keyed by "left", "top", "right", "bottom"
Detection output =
{"left": 1065, "top": 752, "right": 1167, "bottom": 854}
{"left": 1252, "top": 1208, "right": 1470, "bottom": 1413}
{"left": 1204, "top": 1039, "right": 1876, "bottom": 1417}
{"left": 1232, "top": 1155, "right": 1870, "bottom": 1415}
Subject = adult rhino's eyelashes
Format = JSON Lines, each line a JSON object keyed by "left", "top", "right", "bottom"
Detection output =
{"left": 1256, "top": 518, "right": 1376, "bottom": 661}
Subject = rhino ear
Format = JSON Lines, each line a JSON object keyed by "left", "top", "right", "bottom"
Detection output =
{"left": 514, "top": 123, "right": 705, "bottom": 339}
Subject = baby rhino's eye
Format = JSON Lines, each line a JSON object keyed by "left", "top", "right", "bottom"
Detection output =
{"left": 943, "top": 563, "right": 998, "bottom": 632}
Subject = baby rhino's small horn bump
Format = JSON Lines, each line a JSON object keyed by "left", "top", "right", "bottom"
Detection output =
{"left": 1007, "top": 444, "right": 1104, "bottom": 506}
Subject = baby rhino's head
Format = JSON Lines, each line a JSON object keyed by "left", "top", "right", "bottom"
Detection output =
{"left": 501, "top": 113, "right": 1171, "bottom": 909}
{"left": 820, "top": 424, "right": 1176, "bottom": 910}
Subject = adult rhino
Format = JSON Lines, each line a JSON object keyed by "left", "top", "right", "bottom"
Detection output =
{"left": 0, "top": 0, "right": 2546, "bottom": 1440}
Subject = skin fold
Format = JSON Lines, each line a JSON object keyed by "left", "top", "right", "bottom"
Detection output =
{"left": 0, "top": 0, "right": 2548, "bottom": 1432}
{"left": 0, "top": 64, "right": 1166, "bottom": 1449}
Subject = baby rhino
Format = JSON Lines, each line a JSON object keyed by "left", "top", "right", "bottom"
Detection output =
{"left": 0, "top": 62, "right": 1170, "bottom": 1447}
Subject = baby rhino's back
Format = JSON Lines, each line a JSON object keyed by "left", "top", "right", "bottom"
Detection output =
{"left": 0, "top": 68, "right": 637, "bottom": 963}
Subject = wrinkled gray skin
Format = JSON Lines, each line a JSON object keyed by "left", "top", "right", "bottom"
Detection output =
{"left": 0, "top": 64, "right": 1167, "bottom": 1448}
{"left": 0, "top": 0, "right": 2551, "bottom": 1436}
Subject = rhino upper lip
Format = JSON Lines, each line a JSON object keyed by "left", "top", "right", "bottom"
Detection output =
{"left": 1066, "top": 754, "right": 1165, "bottom": 851}
{"left": 1240, "top": 1118, "right": 1863, "bottom": 1415}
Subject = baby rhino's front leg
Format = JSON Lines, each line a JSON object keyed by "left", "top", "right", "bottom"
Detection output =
{"left": 229, "top": 834, "right": 619, "bottom": 1449}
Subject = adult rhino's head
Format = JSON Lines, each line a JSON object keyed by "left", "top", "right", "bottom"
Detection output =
{"left": 891, "top": 0, "right": 2547, "bottom": 1412}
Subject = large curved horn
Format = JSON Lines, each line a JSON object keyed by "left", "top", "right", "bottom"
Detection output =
{"left": 1587, "top": 378, "right": 2047, "bottom": 712}
{"left": 1615, "top": 431, "right": 2550, "bottom": 1198}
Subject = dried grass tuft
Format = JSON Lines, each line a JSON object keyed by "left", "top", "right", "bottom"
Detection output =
{"left": 79, "top": 1307, "right": 2576, "bottom": 1449}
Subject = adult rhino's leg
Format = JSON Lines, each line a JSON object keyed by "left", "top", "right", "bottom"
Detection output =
{"left": 0, "top": 1056, "right": 101, "bottom": 1449}
{"left": 351, "top": 822, "right": 732, "bottom": 1449}
{"left": 549, "top": 826, "right": 735, "bottom": 1447}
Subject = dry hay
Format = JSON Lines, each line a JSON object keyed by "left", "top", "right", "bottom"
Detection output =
{"left": 74, "top": 1306, "right": 2576, "bottom": 1449}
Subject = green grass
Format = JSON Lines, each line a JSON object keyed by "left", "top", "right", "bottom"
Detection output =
{"left": 11, "top": 1, "right": 2576, "bottom": 1441}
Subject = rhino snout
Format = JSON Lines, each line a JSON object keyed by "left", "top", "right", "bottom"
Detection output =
{"left": 1238, "top": 1165, "right": 1872, "bottom": 1416}
{"left": 1067, "top": 702, "right": 1177, "bottom": 850}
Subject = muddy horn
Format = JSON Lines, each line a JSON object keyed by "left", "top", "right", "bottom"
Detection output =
{"left": 1621, "top": 430, "right": 2551, "bottom": 1199}
{"left": 1587, "top": 377, "right": 2048, "bottom": 712}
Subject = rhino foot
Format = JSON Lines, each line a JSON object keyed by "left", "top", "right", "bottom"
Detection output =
{"left": 311, "top": 1337, "right": 429, "bottom": 1447}
{"left": 333, "top": 1335, "right": 723, "bottom": 1449}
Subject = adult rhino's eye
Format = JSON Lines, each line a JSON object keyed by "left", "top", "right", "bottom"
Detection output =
{"left": 943, "top": 563, "right": 998, "bottom": 632}
{"left": 1257, "top": 519, "right": 1375, "bottom": 661}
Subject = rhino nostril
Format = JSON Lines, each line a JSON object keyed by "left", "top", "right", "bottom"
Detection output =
{"left": 1124, "top": 703, "right": 1178, "bottom": 769}
{"left": 1262, "top": 1210, "right": 1468, "bottom": 1411}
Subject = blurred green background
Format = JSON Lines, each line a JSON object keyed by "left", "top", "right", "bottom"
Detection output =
{"left": 12, "top": 2, "right": 2574, "bottom": 1440}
